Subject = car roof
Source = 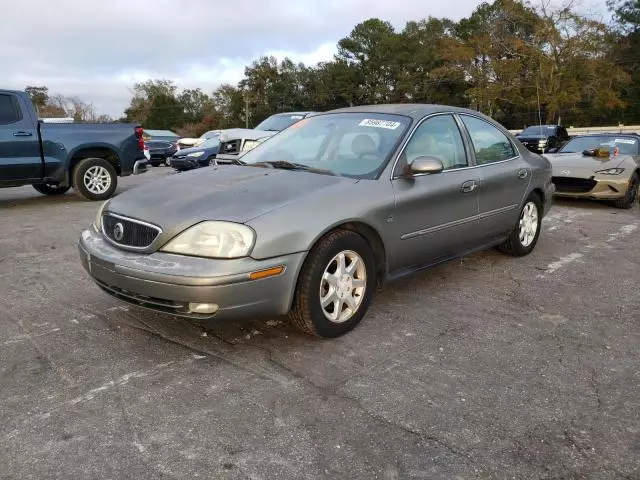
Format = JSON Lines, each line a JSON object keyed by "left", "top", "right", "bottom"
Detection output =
{"left": 270, "top": 111, "right": 315, "bottom": 116}
{"left": 324, "top": 104, "right": 496, "bottom": 121}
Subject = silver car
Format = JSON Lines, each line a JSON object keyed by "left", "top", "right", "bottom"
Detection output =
{"left": 79, "top": 105, "right": 554, "bottom": 338}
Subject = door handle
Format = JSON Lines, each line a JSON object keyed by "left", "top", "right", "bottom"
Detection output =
{"left": 460, "top": 180, "right": 477, "bottom": 193}
{"left": 13, "top": 131, "right": 33, "bottom": 137}
{"left": 517, "top": 169, "right": 528, "bottom": 179}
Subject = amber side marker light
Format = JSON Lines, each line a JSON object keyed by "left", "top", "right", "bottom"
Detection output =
{"left": 249, "top": 266, "right": 285, "bottom": 281}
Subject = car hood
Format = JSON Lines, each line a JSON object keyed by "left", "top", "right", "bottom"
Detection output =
{"left": 174, "top": 144, "right": 219, "bottom": 157}
{"left": 105, "top": 165, "right": 356, "bottom": 232}
{"left": 219, "top": 128, "right": 277, "bottom": 142}
{"left": 544, "top": 152, "right": 625, "bottom": 171}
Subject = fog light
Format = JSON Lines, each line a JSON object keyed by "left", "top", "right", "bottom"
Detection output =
{"left": 188, "top": 303, "right": 219, "bottom": 314}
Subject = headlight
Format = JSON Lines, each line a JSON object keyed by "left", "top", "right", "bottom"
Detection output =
{"left": 94, "top": 201, "right": 108, "bottom": 231}
{"left": 187, "top": 151, "right": 204, "bottom": 158}
{"left": 160, "top": 221, "right": 255, "bottom": 259}
{"left": 596, "top": 168, "right": 625, "bottom": 175}
{"left": 242, "top": 140, "right": 259, "bottom": 151}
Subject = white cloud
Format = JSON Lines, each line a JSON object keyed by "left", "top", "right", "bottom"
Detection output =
{"left": 2, "top": 0, "right": 609, "bottom": 117}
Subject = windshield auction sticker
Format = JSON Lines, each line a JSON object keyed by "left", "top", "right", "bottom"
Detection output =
{"left": 615, "top": 138, "right": 637, "bottom": 145}
{"left": 359, "top": 119, "right": 402, "bottom": 129}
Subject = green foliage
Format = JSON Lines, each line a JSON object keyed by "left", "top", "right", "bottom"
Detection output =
{"left": 116, "top": 0, "right": 638, "bottom": 131}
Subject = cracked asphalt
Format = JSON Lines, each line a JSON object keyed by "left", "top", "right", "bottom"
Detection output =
{"left": 1, "top": 168, "right": 639, "bottom": 479}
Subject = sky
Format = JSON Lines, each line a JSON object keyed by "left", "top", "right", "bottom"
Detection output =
{"left": 2, "top": 0, "right": 610, "bottom": 118}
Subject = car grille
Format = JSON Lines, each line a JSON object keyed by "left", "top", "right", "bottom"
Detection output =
{"left": 94, "top": 280, "right": 213, "bottom": 318}
{"left": 102, "top": 214, "right": 161, "bottom": 248}
{"left": 521, "top": 142, "right": 542, "bottom": 152}
{"left": 552, "top": 176, "right": 597, "bottom": 193}
{"left": 220, "top": 139, "right": 241, "bottom": 155}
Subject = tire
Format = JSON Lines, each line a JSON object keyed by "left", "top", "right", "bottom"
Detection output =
{"left": 207, "top": 156, "right": 216, "bottom": 167}
{"left": 72, "top": 157, "right": 118, "bottom": 201}
{"left": 32, "top": 183, "right": 71, "bottom": 196}
{"left": 164, "top": 157, "right": 171, "bottom": 167}
{"left": 289, "top": 230, "right": 376, "bottom": 338}
{"left": 613, "top": 172, "right": 639, "bottom": 209}
{"left": 499, "top": 192, "right": 543, "bottom": 257}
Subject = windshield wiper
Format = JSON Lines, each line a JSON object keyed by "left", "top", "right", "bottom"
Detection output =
{"left": 256, "top": 160, "right": 340, "bottom": 176}
{"left": 215, "top": 156, "right": 246, "bottom": 165}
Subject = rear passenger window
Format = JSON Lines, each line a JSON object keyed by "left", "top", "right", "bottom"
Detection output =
{"left": 460, "top": 115, "right": 517, "bottom": 165}
{"left": 0, "top": 94, "right": 21, "bottom": 125}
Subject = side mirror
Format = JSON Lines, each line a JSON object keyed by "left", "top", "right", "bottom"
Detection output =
{"left": 406, "top": 156, "right": 444, "bottom": 176}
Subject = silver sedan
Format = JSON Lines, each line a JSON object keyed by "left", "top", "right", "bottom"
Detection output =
{"left": 79, "top": 104, "right": 554, "bottom": 338}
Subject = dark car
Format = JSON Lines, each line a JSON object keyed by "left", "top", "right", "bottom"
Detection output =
{"left": 146, "top": 139, "right": 178, "bottom": 167}
{"left": 0, "top": 89, "right": 147, "bottom": 201}
{"left": 170, "top": 137, "right": 220, "bottom": 171}
{"left": 515, "top": 125, "right": 570, "bottom": 154}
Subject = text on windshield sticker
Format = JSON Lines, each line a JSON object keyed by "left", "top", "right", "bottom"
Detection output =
{"left": 359, "top": 119, "right": 401, "bottom": 130}
{"left": 615, "top": 138, "right": 636, "bottom": 145}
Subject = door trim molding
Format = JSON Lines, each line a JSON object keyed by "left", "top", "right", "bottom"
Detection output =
{"left": 401, "top": 204, "right": 519, "bottom": 240}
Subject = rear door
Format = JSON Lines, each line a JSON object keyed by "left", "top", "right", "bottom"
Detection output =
{"left": 457, "top": 114, "right": 531, "bottom": 239}
{"left": 0, "top": 93, "right": 42, "bottom": 182}
{"left": 389, "top": 114, "right": 481, "bottom": 273}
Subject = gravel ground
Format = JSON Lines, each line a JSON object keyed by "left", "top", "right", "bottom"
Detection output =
{"left": 1, "top": 168, "right": 639, "bottom": 479}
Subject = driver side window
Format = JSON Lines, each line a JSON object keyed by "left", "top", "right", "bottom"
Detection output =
{"left": 401, "top": 115, "right": 468, "bottom": 172}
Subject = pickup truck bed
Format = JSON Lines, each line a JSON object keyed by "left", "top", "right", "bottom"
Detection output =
{"left": 0, "top": 89, "right": 148, "bottom": 201}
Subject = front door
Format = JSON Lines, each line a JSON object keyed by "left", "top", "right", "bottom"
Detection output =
{"left": 389, "top": 114, "right": 481, "bottom": 274}
{"left": 0, "top": 93, "right": 42, "bottom": 183}
{"left": 458, "top": 114, "right": 532, "bottom": 238}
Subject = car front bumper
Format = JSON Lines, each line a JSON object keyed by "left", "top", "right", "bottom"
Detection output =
{"left": 552, "top": 174, "right": 630, "bottom": 200}
{"left": 170, "top": 156, "right": 204, "bottom": 170}
{"left": 78, "top": 227, "right": 306, "bottom": 320}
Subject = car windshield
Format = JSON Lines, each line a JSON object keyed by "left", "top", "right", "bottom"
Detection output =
{"left": 521, "top": 126, "right": 556, "bottom": 135}
{"left": 239, "top": 112, "right": 412, "bottom": 179}
{"left": 559, "top": 136, "right": 639, "bottom": 155}
{"left": 200, "top": 130, "right": 220, "bottom": 139}
{"left": 199, "top": 137, "right": 220, "bottom": 148}
{"left": 255, "top": 114, "right": 308, "bottom": 132}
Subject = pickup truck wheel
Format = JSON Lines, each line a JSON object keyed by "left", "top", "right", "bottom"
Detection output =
{"left": 72, "top": 158, "right": 117, "bottom": 201}
{"left": 32, "top": 184, "right": 71, "bottom": 196}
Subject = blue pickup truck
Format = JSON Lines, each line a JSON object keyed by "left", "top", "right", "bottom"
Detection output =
{"left": 0, "top": 89, "right": 148, "bottom": 201}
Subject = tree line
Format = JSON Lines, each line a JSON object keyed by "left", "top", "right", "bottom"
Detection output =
{"left": 28, "top": 0, "right": 640, "bottom": 134}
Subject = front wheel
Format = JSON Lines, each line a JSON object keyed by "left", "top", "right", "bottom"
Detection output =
{"left": 32, "top": 183, "right": 71, "bottom": 196}
{"left": 72, "top": 157, "right": 118, "bottom": 201}
{"left": 207, "top": 156, "right": 217, "bottom": 167}
{"left": 289, "top": 230, "right": 376, "bottom": 338}
{"left": 613, "top": 172, "right": 639, "bottom": 209}
{"left": 499, "top": 192, "right": 543, "bottom": 257}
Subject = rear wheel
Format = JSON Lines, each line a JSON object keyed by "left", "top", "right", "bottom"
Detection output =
{"left": 613, "top": 172, "right": 639, "bottom": 209}
{"left": 32, "top": 183, "right": 71, "bottom": 196}
{"left": 72, "top": 157, "right": 118, "bottom": 201}
{"left": 289, "top": 230, "right": 375, "bottom": 338}
{"left": 499, "top": 192, "right": 542, "bottom": 257}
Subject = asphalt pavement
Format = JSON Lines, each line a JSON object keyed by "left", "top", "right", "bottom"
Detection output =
{"left": 1, "top": 167, "right": 639, "bottom": 479}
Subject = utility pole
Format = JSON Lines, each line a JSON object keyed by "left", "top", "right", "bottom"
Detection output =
{"left": 244, "top": 92, "right": 249, "bottom": 128}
